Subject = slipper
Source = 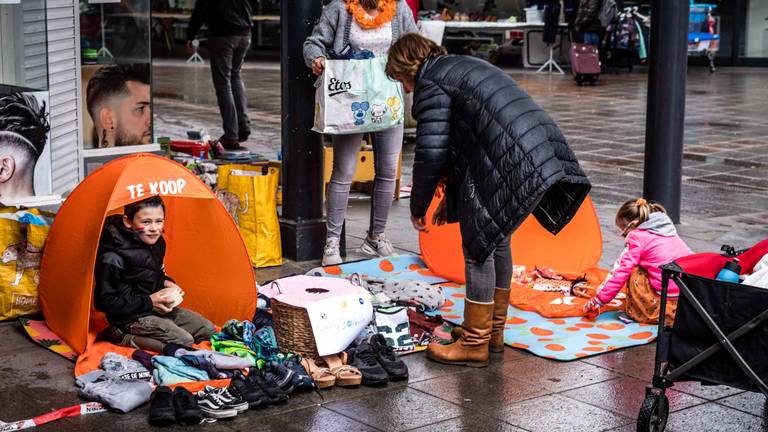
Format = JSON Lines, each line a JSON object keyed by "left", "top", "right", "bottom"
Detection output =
{"left": 301, "top": 357, "right": 336, "bottom": 389}
{"left": 321, "top": 354, "right": 362, "bottom": 387}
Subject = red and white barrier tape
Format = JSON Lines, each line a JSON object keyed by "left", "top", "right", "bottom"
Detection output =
{"left": 0, "top": 402, "right": 107, "bottom": 431}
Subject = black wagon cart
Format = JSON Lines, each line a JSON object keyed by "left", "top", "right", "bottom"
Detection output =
{"left": 637, "top": 240, "right": 768, "bottom": 432}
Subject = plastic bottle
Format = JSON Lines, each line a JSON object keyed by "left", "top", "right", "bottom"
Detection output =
{"left": 716, "top": 258, "right": 741, "bottom": 283}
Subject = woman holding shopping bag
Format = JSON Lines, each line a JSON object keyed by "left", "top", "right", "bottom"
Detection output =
{"left": 304, "top": 0, "right": 416, "bottom": 266}
{"left": 385, "top": 34, "right": 591, "bottom": 367}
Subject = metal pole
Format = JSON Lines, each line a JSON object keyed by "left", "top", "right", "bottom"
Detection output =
{"left": 643, "top": 0, "right": 690, "bottom": 223}
{"left": 279, "top": 0, "right": 326, "bottom": 261}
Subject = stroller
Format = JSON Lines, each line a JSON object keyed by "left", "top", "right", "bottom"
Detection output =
{"left": 637, "top": 239, "right": 768, "bottom": 431}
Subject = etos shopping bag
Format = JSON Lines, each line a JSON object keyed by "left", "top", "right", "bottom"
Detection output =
{"left": 313, "top": 56, "right": 404, "bottom": 135}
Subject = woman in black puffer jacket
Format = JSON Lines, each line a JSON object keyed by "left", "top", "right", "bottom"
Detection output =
{"left": 386, "top": 34, "right": 591, "bottom": 367}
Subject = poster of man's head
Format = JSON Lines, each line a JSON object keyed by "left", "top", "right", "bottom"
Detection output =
{"left": 0, "top": 91, "right": 52, "bottom": 200}
{"left": 83, "top": 63, "right": 151, "bottom": 148}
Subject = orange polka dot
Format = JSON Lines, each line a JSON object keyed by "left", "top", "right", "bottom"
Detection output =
{"left": 597, "top": 323, "right": 626, "bottom": 331}
{"left": 443, "top": 299, "right": 455, "bottom": 308}
{"left": 575, "top": 353, "right": 589, "bottom": 358}
{"left": 379, "top": 260, "right": 394, "bottom": 272}
{"left": 639, "top": 323, "right": 656, "bottom": 327}
{"left": 538, "top": 338, "right": 553, "bottom": 342}
{"left": 565, "top": 327, "right": 581, "bottom": 332}
{"left": 440, "top": 307, "right": 453, "bottom": 313}
{"left": 575, "top": 323, "right": 594, "bottom": 328}
{"left": 629, "top": 331, "right": 654, "bottom": 340}
{"left": 507, "top": 317, "right": 528, "bottom": 325}
{"left": 531, "top": 327, "right": 554, "bottom": 336}
{"left": 324, "top": 266, "right": 342, "bottom": 275}
{"left": 545, "top": 344, "right": 566, "bottom": 351}
{"left": 586, "top": 333, "right": 610, "bottom": 340}
{"left": 587, "top": 340, "right": 604, "bottom": 346}
{"left": 584, "top": 347, "right": 604, "bottom": 352}
{"left": 408, "top": 264, "right": 422, "bottom": 271}
{"left": 511, "top": 343, "right": 529, "bottom": 349}
{"left": 581, "top": 317, "right": 596, "bottom": 322}
{"left": 417, "top": 269, "right": 436, "bottom": 277}
{"left": 548, "top": 319, "right": 567, "bottom": 325}
{"left": 451, "top": 292, "right": 466, "bottom": 298}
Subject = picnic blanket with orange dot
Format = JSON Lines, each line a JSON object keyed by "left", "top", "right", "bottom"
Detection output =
{"left": 309, "top": 255, "right": 658, "bottom": 361}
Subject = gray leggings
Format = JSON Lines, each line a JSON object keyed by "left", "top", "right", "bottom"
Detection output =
{"left": 464, "top": 234, "right": 513, "bottom": 303}
{"left": 326, "top": 124, "right": 403, "bottom": 239}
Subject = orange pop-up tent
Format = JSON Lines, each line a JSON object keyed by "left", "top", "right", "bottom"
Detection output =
{"left": 38, "top": 153, "right": 257, "bottom": 377}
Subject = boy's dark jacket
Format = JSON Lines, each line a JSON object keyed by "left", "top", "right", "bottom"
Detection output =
{"left": 94, "top": 215, "right": 172, "bottom": 328}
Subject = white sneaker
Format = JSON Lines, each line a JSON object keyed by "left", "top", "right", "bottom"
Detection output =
{"left": 322, "top": 237, "right": 342, "bottom": 266}
{"left": 360, "top": 232, "right": 395, "bottom": 257}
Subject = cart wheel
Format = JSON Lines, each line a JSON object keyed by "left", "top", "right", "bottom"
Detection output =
{"left": 637, "top": 393, "right": 670, "bottom": 432}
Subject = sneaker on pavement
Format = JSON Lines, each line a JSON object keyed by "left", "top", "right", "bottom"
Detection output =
{"left": 263, "top": 361, "right": 296, "bottom": 393}
{"left": 229, "top": 370, "right": 268, "bottom": 409}
{"left": 247, "top": 367, "right": 288, "bottom": 404}
{"left": 196, "top": 389, "right": 238, "bottom": 419}
{"left": 360, "top": 232, "right": 394, "bottom": 257}
{"left": 322, "top": 237, "right": 342, "bottom": 266}
{"left": 283, "top": 354, "right": 315, "bottom": 391}
{"left": 347, "top": 342, "right": 389, "bottom": 386}
{"left": 173, "top": 387, "right": 203, "bottom": 425}
{"left": 204, "top": 385, "right": 248, "bottom": 414}
{"left": 369, "top": 334, "right": 409, "bottom": 380}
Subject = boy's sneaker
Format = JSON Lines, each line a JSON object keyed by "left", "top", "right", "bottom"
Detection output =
{"left": 247, "top": 367, "right": 288, "bottom": 404}
{"left": 263, "top": 361, "right": 296, "bottom": 393}
{"left": 360, "top": 232, "right": 394, "bottom": 257}
{"left": 148, "top": 386, "right": 176, "bottom": 426}
{"left": 322, "top": 237, "right": 342, "bottom": 266}
{"left": 203, "top": 386, "right": 248, "bottom": 413}
{"left": 369, "top": 334, "right": 408, "bottom": 380}
{"left": 229, "top": 370, "right": 268, "bottom": 409}
{"left": 196, "top": 389, "right": 238, "bottom": 419}
{"left": 173, "top": 387, "right": 202, "bottom": 425}
{"left": 283, "top": 354, "right": 315, "bottom": 391}
{"left": 347, "top": 341, "right": 389, "bottom": 386}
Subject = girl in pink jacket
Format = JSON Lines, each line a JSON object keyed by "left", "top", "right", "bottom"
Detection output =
{"left": 584, "top": 198, "right": 693, "bottom": 325}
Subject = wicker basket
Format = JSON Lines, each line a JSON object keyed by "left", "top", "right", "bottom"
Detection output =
{"left": 270, "top": 297, "right": 319, "bottom": 358}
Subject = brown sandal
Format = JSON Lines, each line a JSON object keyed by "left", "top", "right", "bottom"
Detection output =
{"left": 301, "top": 357, "right": 336, "bottom": 389}
{"left": 321, "top": 354, "right": 362, "bottom": 387}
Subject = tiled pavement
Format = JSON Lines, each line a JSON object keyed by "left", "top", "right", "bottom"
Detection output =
{"left": 1, "top": 64, "right": 767, "bottom": 430}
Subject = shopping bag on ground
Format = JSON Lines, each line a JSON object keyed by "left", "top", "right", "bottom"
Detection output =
{"left": 218, "top": 166, "right": 282, "bottom": 268}
{"left": 0, "top": 208, "right": 54, "bottom": 321}
{"left": 313, "top": 55, "right": 404, "bottom": 134}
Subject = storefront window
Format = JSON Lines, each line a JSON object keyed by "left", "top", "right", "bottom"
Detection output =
{"left": 740, "top": 0, "right": 768, "bottom": 58}
{"left": 0, "top": 0, "right": 54, "bottom": 200}
{"left": 79, "top": 0, "right": 153, "bottom": 150}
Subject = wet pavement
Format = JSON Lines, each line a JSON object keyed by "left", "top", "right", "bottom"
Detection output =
{"left": 0, "top": 63, "right": 767, "bottom": 430}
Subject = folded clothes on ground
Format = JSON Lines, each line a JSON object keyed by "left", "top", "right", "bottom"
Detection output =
{"left": 75, "top": 370, "right": 152, "bottom": 413}
{"left": 351, "top": 274, "right": 445, "bottom": 312}
{"left": 151, "top": 355, "right": 210, "bottom": 386}
{"left": 100, "top": 352, "right": 151, "bottom": 381}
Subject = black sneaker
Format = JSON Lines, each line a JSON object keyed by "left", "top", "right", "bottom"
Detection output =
{"left": 229, "top": 370, "right": 268, "bottom": 409}
{"left": 238, "top": 127, "right": 251, "bottom": 143}
{"left": 369, "top": 334, "right": 409, "bottom": 381}
{"left": 148, "top": 386, "right": 176, "bottom": 426}
{"left": 263, "top": 361, "right": 296, "bottom": 393}
{"left": 218, "top": 136, "right": 241, "bottom": 150}
{"left": 283, "top": 355, "right": 315, "bottom": 391}
{"left": 347, "top": 341, "right": 389, "bottom": 386}
{"left": 247, "top": 367, "right": 288, "bottom": 404}
{"left": 202, "top": 386, "right": 248, "bottom": 414}
{"left": 196, "top": 389, "right": 238, "bottom": 419}
{"left": 173, "top": 387, "right": 202, "bottom": 425}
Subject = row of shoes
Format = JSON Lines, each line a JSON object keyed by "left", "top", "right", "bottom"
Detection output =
{"left": 149, "top": 357, "right": 313, "bottom": 425}
{"left": 346, "top": 334, "right": 409, "bottom": 386}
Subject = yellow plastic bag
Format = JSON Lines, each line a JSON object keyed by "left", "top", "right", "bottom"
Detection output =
{"left": 0, "top": 209, "right": 53, "bottom": 321}
{"left": 217, "top": 165, "right": 282, "bottom": 268}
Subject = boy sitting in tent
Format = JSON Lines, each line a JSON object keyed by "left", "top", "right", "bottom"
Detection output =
{"left": 94, "top": 196, "right": 215, "bottom": 352}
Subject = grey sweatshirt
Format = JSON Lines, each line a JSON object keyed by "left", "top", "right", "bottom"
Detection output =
{"left": 302, "top": 0, "right": 418, "bottom": 68}
{"left": 637, "top": 212, "right": 678, "bottom": 237}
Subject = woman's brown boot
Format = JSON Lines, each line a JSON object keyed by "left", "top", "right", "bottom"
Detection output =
{"left": 450, "top": 288, "right": 510, "bottom": 353}
{"left": 427, "top": 299, "right": 493, "bottom": 367}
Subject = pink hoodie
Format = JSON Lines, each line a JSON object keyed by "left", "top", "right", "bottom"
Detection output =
{"left": 597, "top": 212, "right": 693, "bottom": 305}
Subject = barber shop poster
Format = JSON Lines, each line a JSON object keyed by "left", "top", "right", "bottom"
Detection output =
{"left": 0, "top": 91, "right": 52, "bottom": 199}
{"left": 82, "top": 63, "right": 152, "bottom": 149}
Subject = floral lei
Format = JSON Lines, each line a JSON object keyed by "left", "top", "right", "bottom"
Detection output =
{"left": 346, "top": 0, "right": 396, "bottom": 30}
